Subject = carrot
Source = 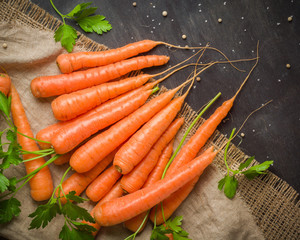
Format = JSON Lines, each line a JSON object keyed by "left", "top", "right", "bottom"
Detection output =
{"left": 0, "top": 73, "right": 11, "bottom": 96}
{"left": 57, "top": 149, "right": 117, "bottom": 204}
{"left": 31, "top": 55, "right": 169, "bottom": 97}
{"left": 124, "top": 139, "right": 174, "bottom": 233}
{"left": 86, "top": 165, "right": 122, "bottom": 202}
{"left": 52, "top": 150, "right": 74, "bottom": 165}
{"left": 56, "top": 39, "right": 204, "bottom": 73}
{"left": 93, "top": 148, "right": 217, "bottom": 226}
{"left": 36, "top": 122, "right": 64, "bottom": 149}
{"left": 83, "top": 181, "right": 124, "bottom": 236}
{"left": 10, "top": 84, "right": 53, "bottom": 201}
{"left": 113, "top": 79, "right": 193, "bottom": 175}
{"left": 51, "top": 84, "right": 159, "bottom": 154}
{"left": 69, "top": 81, "right": 188, "bottom": 173}
{"left": 120, "top": 118, "right": 183, "bottom": 193}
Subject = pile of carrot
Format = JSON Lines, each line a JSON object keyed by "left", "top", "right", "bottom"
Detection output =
{"left": 2, "top": 39, "right": 259, "bottom": 239}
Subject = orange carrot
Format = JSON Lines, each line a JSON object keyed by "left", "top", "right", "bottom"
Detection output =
{"left": 113, "top": 81, "right": 192, "bottom": 175}
{"left": 10, "top": 84, "right": 53, "bottom": 201}
{"left": 93, "top": 148, "right": 216, "bottom": 226}
{"left": 36, "top": 122, "right": 64, "bottom": 149}
{"left": 124, "top": 140, "right": 174, "bottom": 233}
{"left": 56, "top": 39, "right": 204, "bottom": 73}
{"left": 120, "top": 118, "right": 183, "bottom": 193}
{"left": 86, "top": 166, "right": 122, "bottom": 202}
{"left": 0, "top": 73, "right": 11, "bottom": 96}
{"left": 57, "top": 149, "right": 117, "bottom": 204}
{"left": 51, "top": 83, "right": 158, "bottom": 154}
{"left": 31, "top": 55, "right": 169, "bottom": 97}
{"left": 69, "top": 82, "right": 186, "bottom": 173}
{"left": 52, "top": 150, "right": 74, "bottom": 165}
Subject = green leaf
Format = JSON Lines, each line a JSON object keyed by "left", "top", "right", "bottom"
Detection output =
{"left": 150, "top": 227, "right": 170, "bottom": 240}
{"left": 0, "top": 172, "right": 9, "bottom": 193}
{"left": 54, "top": 24, "right": 78, "bottom": 53}
{"left": 61, "top": 201, "right": 95, "bottom": 223}
{"left": 65, "top": 191, "right": 87, "bottom": 204}
{"left": 59, "top": 223, "right": 94, "bottom": 240}
{"left": 0, "top": 197, "right": 21, "bottom": 223}
{"left": 28, "top": 199, "right": 60, "bottom": 229}
{"left": 75, "top": 7, "right": 98, "bottom": 20}
{"left": 77, "top": 15, "right": 112, "bottom": 34}
{"left": 7, "top": 177, "right": 17, "bottom": 192}
{"left": 173, "top": 231, "right": 191, "bottom": 240}
{"left": 218, "top": 176, "right": 226, "bottom": 191}
{"left": 167, "top": 216, "right": 183, "bottom": 232}
{"left": 70, "top": 221, "right": 97, "bottom": 233}
{"left": 242, "top": 161, "right": 273, "bottom": 180}
{"left": 238, "top": 156, "right": 255, "bottom": 171}
{"left": 224, "top": 175, "right": 238, "bottom": 199}
{"left": 66, "top": 2, "right": 93, "bottom": 18}
{"left": 0, "top": 92, "right": 10, "bottom": 118}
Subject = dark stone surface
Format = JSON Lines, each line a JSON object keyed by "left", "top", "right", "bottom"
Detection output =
{"left": 31, "top": 0, "right": 300, "bottom": 193}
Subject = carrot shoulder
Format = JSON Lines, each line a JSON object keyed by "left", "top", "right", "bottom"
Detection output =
{"left": 31, "top": 55, "right": 169, "bottom": 97}
{"left": 0, "top": 73, "right": 11, "bottom": 96}
{"left": 10, "top": 84, "right": 53, "bottom": 201}
{"left": 94, "top": 149, "right": 216, "bottom": 226}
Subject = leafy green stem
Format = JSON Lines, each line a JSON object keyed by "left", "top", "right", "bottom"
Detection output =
{"left": 49, "top": 0, "right": 66, "bottom": 24}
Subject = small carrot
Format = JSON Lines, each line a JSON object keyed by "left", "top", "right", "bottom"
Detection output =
{"left": 52, "top": 150, "right": 74, "bottom": 165}
{"left": 69, "top": 81, "right": 187, "bottom": 173}
{"left": 113, "top": 79, "right": 193, "bottom": 175}
{"left": 120, "top": 118, "right": 183, "bottom": 193}
{"left": 93, "top": 148, "right": 217, "bottom": 226}
{"left": 31, "top": 55, "right": 169, "bottom": 97}
{"left": 57, "top": 149, "right": 117, "bottom": 204}
{"left": 0, "top": 73, "right": 11, "bottom": 96}
{"left": 51, "top": 83, "right": 158, "bottom": 154}
{"left": 56, "top": 39, "right": 203, "bottom": 73}
{"left": 86, "top": 165, "right": 122, "bottom": 202}
{"left": 124, "top": 140, "right": 174, "bottom": 233}
{"left": 10, "top": 84, "right": 53, "bottom": 201}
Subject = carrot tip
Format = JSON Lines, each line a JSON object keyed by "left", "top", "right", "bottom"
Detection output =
{"left": 115, "top": 165, "right": 122, "bottom": 173}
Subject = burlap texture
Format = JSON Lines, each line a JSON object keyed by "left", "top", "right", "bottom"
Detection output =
{"left": 0, "top": 0, "right": 299, "bottom": 239}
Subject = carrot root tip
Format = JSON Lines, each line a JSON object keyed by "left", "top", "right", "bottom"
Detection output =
{"left": 115, "top": 165, "right": 122, "bottom": 173}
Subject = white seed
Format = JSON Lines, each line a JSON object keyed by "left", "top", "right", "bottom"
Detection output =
{"left": 196, "top": 77, "right": 201, "bottom": 82}
{"left": 182, "top": 34, "right": 187, "bottom": 40}
{"left": 218, "top": 18, "right": 222, "bottom": 23}
{"left": 241, "top": 133, "right": 245, "bottom": 137}
{"left": 162, "top": 11, "right": 168, "bottom": 17}
{"left": 286, "top": 63, "right": 291, "bottom": 69}
{"left": 2, "top": 43, "right": 7, "bottom": 49}
{"left": 132, "top": 2, "right": 137, "bottom": 7}
{"left": 288, "top": 16, "right": 293, "bottom": 22}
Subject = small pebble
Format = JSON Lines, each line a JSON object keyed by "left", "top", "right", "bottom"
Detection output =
{"left": 241, "top": 133, "right": 245, "bottom": 137}
{"left": 218, "top": 18, "right": 223, "bottom": 23}
{"left": 182, "top": 34, "right": 187, "bottom": 40}
{"left": 2, "top": 43, "right": 7, "bottom": 49}
{"left": 196, "top": 77, "right": 201, "bottom": 82}
{"left": 162, "top": 11, "right": 168, "bottom": 17}
{"left": 286, "top": 63, "right": 291, "bottom": 69}
{"left": 132, "top": 2, "right": 137, "bottom": 7}
{"left": 288, "top": 16, "right": 293, "bottom": 22}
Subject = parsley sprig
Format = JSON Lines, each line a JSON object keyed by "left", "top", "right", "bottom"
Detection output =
{"left": 218, "top": 128, "right": 274, "bottom": 199}
{"left": 28, "top": 166, "right": 97, "bottom": 240}
{"left": 50, "top": 0, "right": 112, "bottom": 52}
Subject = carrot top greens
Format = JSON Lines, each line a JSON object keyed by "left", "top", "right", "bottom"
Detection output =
{"left": 50, "top": 0, "right": 112, "bottom": 52}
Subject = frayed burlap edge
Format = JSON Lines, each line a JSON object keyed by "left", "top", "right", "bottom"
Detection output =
{"left": 1, "top": 0, "right": 299, "bottom": 239}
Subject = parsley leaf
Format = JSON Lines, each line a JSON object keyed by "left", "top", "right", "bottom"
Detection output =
{"left": 242, "top": 161, "right": 273, "bottom": 180}
{"left": 238, "top": 156, "right": 255, "bottom": 171}
{"left": 0, "top": 172, "right": 9, "bottom": 193}
{"left": 54, "top": 24, "right": 78, "bottom": 53}
{"left": 59, "top": 223, "right": 94, "bottom": 240}
{"left": 61, "top": 200, "right": 95, "bottom": 223}
{"left": 0, "top": 92, "right": 11, "bottom": 118}
{"left": 77, "top": 15, "right": 112, "bottom": 34}
{"left": 223, "top": 175, "right": 238, "bottom": 199}
{"left": 65, "top": 191, "right": 87, "bottom": 204}
{"left": 0, "top": 197, "right": 21, "bottom": 223}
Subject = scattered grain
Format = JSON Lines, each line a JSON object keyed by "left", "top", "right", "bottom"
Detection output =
{"left": 162, "top": 11, "right": 168, "bottom": 17}
{"left": 286, "top": 63, "right": 291, "bottom": 69}
{"left": 132, "top": 2, "right": 137, "bottom": 7}
{"left": 2, "top": 43, "right": 7, "bottom": 49}
{"left": 288, "top": 16, "right": 293, "bottom": 22}
{"left": 182, "top": 34, "right": 187, "bottom": 40}
{"left": 218, "top": 18, "right": 222, "bottom": 23}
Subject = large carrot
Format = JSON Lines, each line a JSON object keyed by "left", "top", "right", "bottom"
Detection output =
{"left": 113, "top": 79, "right": 193, "bottom": 175}
{"left": 0, "top": 73, "right": 11, "bottom": 96}
{"left": 56, "top": 39, "right": 204, "bottom": 73}
{"left": 31, "top": 55, "right": 169, "bottom": 97}
{"left": 93, "top": 148, "right": 217, "bottom": 226}
{"left": 10, "top": 84, "right": 53, "bottom": 201}
{"left": 57, "top": 149, "right": 117, "bottom": 204}
{"left": 69, "top": 81, "right": 188, "bottom": 173}
{"left": 124, "top": 139, "right": 174, "bottom": 233}
{"left": 51, "top": 83, "right": 158, "bottom": 154}
{"left": 120, "top": 118, "right": 184, "bottom": 193}
{"left": 86, "top": 165, "right": 122, "bottom": 202}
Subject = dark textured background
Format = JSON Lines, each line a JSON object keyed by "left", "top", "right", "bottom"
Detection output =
{"left": 31, "top": 0, "right": 300, "bottom": 193}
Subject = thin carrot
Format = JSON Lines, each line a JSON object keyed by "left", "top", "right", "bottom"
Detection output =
{"left": 56, "top": 39, "right": 204, "bottom": 73}
{"left": 57, "top": 149, "right": 117, "bottom": 204}
{"left": 113, "top": 79, "right": 193, "bottom": 175}
{"left": 51, "top": 84, "right": 158, "bottom": 154}
{"left": 124, "top": 139, "right": 174, "bottom": 233}
{"left": 86, "top": 165, "right": 122, "bottom": 202}
{"left": 93, "top": 148, "right": 217, "bottom": 226}
{"left": 120, "top": 118, "right": 183, "bottom": 193}
{"left": 31, "top": 55, "right": 169, "bottom": 97}
{"left": 52, "top": 150, "right": 73, "bottom": 165}
{"left": 69, "top": 81, "right": 187, "bottom": 173}
{"left": 0, "top": 73, "right": 11, "bottom": 96}
{"left": 10, "top": 84, "right": 53, "bottom": 201}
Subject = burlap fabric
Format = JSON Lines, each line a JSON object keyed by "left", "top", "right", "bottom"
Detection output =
{"left": 0, "top": 0, "right": 299, "bottom": 239}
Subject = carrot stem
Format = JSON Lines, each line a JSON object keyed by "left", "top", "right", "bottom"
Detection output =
{"left": 224, "top": 128, "right": 236, "bottom": 174}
